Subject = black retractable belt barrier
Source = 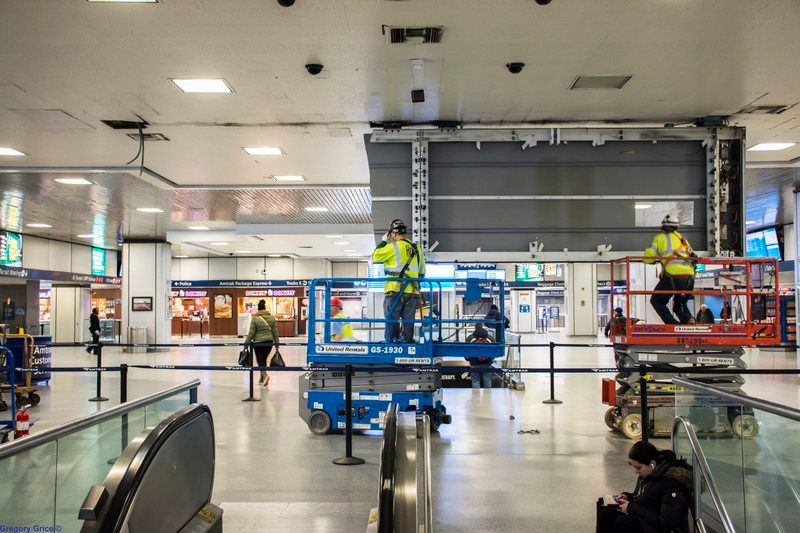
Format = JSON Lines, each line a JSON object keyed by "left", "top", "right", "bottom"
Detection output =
{"left": 333, "top": 364, "right": 365, "bottom": 466}
{"left": 639, "top": 364, "right": 649, "bottom": 446}
{"left": 542, "top": 341, "right": 563, "bottom": 405}
{"left": 88, "top": 344, "right": 108, "bottom": 403}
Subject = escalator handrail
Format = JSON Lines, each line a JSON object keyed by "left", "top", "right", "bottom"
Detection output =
{"left": 672, "top": 416, "right": 735, "bottom": 533}
{"left": 377, "top": 403, "right": 399, "bottom": 533}
{"left": 673, "top": 377, "right": 800, "bottom": 422}
{"left": 0, "top": 379, "right": 201, "bottom": 459}
{"left": 102, "top": 403, "right": 215, "bottom": 531}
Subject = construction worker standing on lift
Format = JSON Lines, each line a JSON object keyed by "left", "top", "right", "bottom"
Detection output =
{"left": 329, "top": 297, "right": 358, "bottom": 342}
{"left": 371, "top": 219, "right": 426, "bottom": 343}
{"left": 644, "top": 214, "right": 698, "bottom": 325}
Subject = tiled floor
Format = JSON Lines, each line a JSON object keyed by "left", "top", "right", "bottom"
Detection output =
{"left": 10, "top": 333, "right": 800, "bottom": 532}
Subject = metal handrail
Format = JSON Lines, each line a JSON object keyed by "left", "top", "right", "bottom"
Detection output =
{"left": 0, "top": 378, "right": 201, "bottom": 459}
{"left": 420, "top": 414, "right": 433, "bottom": 533}
{"left": 672, "top": 416, "right": 735, "bottom": 533}
{"left": 377, "top": 404, "right": 399, "bottom": 533}
{"left": 673, "top": 377, "right": 800, "bottom": 422}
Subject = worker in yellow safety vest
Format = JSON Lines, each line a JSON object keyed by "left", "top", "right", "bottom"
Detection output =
{"left": 329, "top": 297, "right": 358, "bottom": 342}
{"left": 371, "top": 219, "right": 426, "bottom": 343}
{"left": 643, "top": 215, "right": 697, "bottom": 325}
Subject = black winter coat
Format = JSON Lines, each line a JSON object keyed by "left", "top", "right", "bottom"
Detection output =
{"left": 89, "top": 314, "right": 101, "bottom": 335}
{"left": 625, "top": 462, "right": 692, "bottom": 533}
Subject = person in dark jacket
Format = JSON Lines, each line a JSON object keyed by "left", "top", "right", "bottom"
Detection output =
{"left": 695, "top": 304, "right": 714, "bottom": 324}
{"left": 465, "top": 323, "right": 493, "bottom": 388}
{"left": 484, "top": 304, "right": 510, "bottom": 342}
{"left": 605, "top": 307, "right": 625, "bottom": 338}
{"left": 87, "top": 307, "right": 101, "bottom": 356}
{"left": 597, "top": 441, "right": 692, "bottom": 533}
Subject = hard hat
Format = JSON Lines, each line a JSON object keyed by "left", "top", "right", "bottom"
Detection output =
{"left": 389, "top": 219, "right": 408, "bottom": 233}
{"left": 330, "top": 297, "right": 344, "bottom": 308}
{"left": 661, "top": 215, "right": 679, "bottom": 229}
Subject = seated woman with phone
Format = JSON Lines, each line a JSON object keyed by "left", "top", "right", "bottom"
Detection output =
{"left": 597, "top": 441, "right": 692, "bottom": 533}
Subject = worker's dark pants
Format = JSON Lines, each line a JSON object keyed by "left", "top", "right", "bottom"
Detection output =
{"left": 384, "top": 293, "right": 418, "bottom": 343}
{"left": 650, "top": 275, "right": 693, "bottom": 325}
{"left": 596, "top": 507, "right": 652, "bottom": 533}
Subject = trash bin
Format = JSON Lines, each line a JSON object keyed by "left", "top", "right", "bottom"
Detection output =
{"left": 126, "top": 326, "right": 148, "bottom": 354}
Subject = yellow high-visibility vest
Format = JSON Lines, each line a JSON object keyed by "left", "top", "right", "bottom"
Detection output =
{"left": 371, "top": 238, "right": 426, "bottom": 294}
{"left": 644, "top": 231, "right": 695, "bottom": 276}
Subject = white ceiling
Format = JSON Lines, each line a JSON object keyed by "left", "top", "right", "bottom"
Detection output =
{"left": 2, "top": 0, "right": 800, "bottom": 253}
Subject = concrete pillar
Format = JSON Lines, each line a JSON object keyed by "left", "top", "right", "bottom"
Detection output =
{"left": 121, "top": 242, "right": 171, "bottom": 346}
{"left": 52, "top": 286, "right": 91, "bottom": 342}
{"left": 567, "top": 263, "right": 596, "bottom": 336}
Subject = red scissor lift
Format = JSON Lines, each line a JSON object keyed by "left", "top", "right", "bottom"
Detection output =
{"left": 602, "top": 257, "right": 780, "bottom": 440}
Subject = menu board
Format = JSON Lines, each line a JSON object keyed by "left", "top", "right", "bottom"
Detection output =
{"left": 0, "top": 231, "right": 22, "bottom": 267}
{"left": 214, "top": 294, "right": 233, "bottom": 318}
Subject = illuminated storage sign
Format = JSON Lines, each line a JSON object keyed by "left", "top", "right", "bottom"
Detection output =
{"left": 0, "top": 231, "right": 22, "bottom": 267}
{"left": 515, "top": 264, "right": 544, "bottom": 282}
{"left": 91, "top": 247, "right": 106, "bottom": 276}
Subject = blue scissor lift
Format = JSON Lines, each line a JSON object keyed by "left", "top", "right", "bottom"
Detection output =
{"left": 299, "top": 277, "right": 506, "bottom": 434}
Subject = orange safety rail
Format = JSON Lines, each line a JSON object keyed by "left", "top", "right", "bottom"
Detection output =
{"left": 609, "top": 257, "right": 780, "bottom": 346}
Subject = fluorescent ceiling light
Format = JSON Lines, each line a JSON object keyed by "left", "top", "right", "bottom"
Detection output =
{"left": 267, "top": 254, "right": 282, "bottom": 257}
{"left": 347, "top": 253, "right": 363, "bottom": 257}
{"left": 77, "top": 234, "right": 96, "bottom": 239}
{"left": 27, "top": 223, "right": 52, "bottom": 228}
{"left": 272, "top": 175, "right": 305, "bottom": 182}
{"left": 54, "top": 177, "right": 91, "bottom": 185}
{"left": 174, "top": 255, "right": 189, "bottom": 258}
{"left": 325, "top": 235, "right": 343, "bottom": 239}
{"left": 234, "top": 250, "right": 251, "bottom": 254}
{"left": 210, "top": 242, "right": 228, "bottom": 246}
{"left": 359, "top": 259, "right": 369, "bottom": 262}
{"left": 634, "top": 203, "right": 653, "bottom": 209}
{"left": 333, "top": 241, "right": 350, "bottom": 245}
{"left": 171, "top": 78, "right": 232, "bottom": 93}
{"left": 188, "top": 226, "right": 210, "bottom": 231}
{"left": 748, "top": 142, "right": 796, "bottom": 152}
{"left": 342, "top": 249, "right": 357, "bottom": 253}
{"left": 304, "top": 206, "right": 328, "bottom": 212}
{"left": 244, "top": 146, "right": 284, "bottom": 156}
{"left": 136, "top": 207, "right": 164, "bottom": 213}
{"left": 746, "top": 220, "right": 756, "bottom": 225}
{"left": 0, "top": 147, "right": 26, "bottom": 156}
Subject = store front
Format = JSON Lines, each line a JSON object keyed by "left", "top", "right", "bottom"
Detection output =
{"left": 597, "top": 281, "right": 627, "bottom": 333}
{"left": 170, "top": 280, "right": 309, "bottom": 338}
{"left": 91, "top": 288, "right": 122, "bottom": 340}
{"left": 171, "top": 289, "right": 210, "bottom": 337}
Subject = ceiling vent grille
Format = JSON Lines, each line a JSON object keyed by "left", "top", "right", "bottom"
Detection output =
{"left": 569, "top": 75, "right": 632, "bottom": 90}
{"left": 738, "top": 104, "right": 792, "bottom": 115}
{"left": 383, "top": 26, "right": 443, "bottom": 44}
{"left": 127, "top": 133, "right": 170, "bottom": 142}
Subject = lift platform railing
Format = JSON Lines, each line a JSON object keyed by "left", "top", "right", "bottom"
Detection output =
{"left": 373, "top": 403, "right": 433, "bottom": 533}
{"left": 609, "top": 257, "right": 780, "bottom": 346}
{"left": 308, "top": 277, "right": 507, "bottom": 364}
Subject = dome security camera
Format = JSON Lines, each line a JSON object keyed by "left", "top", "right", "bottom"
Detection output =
{"left": 535, "top": 0, "right": 552, "bottom": 5}
{"left": 305, "top": 63, "right": 324, "bottom": 75}
{"left": 277, "top": 0, "right": 295, "bottom": 6}
{"left": 506, "top": 62, "right": 525, "bottom": 74}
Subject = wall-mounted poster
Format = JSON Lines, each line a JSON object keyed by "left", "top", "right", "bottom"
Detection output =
{"left": 214, "top": 294, "right": 232, "bottom": 318}
{"left": 0, "top": 231, "right": 22, "bottom": 267}
{"left": 132, "top": 296, "right": 153, "bottom": 312}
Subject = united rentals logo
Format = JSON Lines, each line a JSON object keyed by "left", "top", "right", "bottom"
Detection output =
{"left": 674, "top": 326, "right": 713, "bottom": 333}
{"left": 317, "top": 344, "right": 369, "bottom": 355}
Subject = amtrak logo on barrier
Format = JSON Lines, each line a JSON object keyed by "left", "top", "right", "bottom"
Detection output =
{"left": 317, "top": 344, "right": 369, "bottom": 355}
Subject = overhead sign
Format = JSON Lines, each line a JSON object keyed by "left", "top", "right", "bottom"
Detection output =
{"left": 91, "top": 247, "right": 106, "bottom": 276}
{"left": 172, "top": 279, "right": 309, "bottom": 288}
{"left": 455, "top": 263, "right": 496, "bottom": 270}
{"left": 0, "top": 231, "right": 22, "bottom": 267}
{"left": 0, "top": 264, "right": 121, "bottom": 285}
{"left": 171, "top": 290, "right": 208, "bottom": 298}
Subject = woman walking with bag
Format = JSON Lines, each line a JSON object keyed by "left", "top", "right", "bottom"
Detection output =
{"left": 245, "top": 300, "right": 280, "bottom": 387}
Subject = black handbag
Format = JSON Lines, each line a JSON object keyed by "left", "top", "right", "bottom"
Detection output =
{"left": 269, "top": 349, "right": 286, "bottom": 367}
{"left": 238, "top": 344, "right": 253, "bottom": 366}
